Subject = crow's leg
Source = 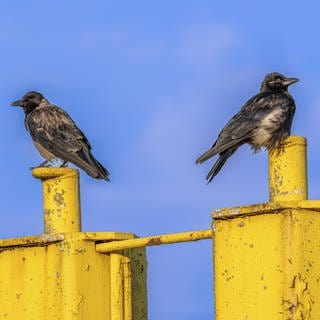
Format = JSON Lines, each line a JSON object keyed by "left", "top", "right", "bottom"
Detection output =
{"left": 38, "top": 160, "right": 51, "bottom": 167}
{"left": 29, "top": 160, "right": 52, "bottom": 170}
{"left": 60, "top": 161, "right": 69, "bottom": 168}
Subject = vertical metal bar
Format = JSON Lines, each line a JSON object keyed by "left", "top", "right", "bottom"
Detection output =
{"left": 32, "top": 167, "right": 81, "bottom": 233}
{"left": 110, "top": 253, "right": 124, "bottom": 320}
{"left": 269, "top": 136, "right": 308, "bottom": 202}
{"left": 122, "top": 256, "right": 132, "bottom": 320}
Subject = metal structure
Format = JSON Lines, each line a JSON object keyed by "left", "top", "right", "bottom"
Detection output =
{"left": 0, "top": 135, "right": 318, "bottom": 319}
{"left": 213, "top": 136, "right": 320, "bottom": 319}
{"left": 0, "top": 168, "right": 147, "bottom": 319}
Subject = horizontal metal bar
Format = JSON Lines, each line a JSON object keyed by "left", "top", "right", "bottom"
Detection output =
{"left": 96, "top": 229, "right": 213, "bottom": 253}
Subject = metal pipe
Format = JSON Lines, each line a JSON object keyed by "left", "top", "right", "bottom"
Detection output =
{"left": 96, "top": 229, "right": 213, "bottom": 253}
{"left": 268, "top": 136, "right": 308, "bottom": 202}
{"left": 32, "top": 167, "right": 82, "bottom": 233}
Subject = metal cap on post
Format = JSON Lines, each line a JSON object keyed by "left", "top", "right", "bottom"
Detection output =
{"left": 268, "top": 135, "right": 308, "bottom": 202}
{"left": 32, "top": 167, "right": 82, "bottom": 233}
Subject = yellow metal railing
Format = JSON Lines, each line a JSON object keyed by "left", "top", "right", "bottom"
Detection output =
{"left": 96, "top": 229, "right": 213, "bottom": 253}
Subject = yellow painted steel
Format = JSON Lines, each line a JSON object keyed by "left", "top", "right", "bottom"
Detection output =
{"left": 32, "top": 167, "right": 81, "bottom": 233}
{"left": 123, "top": 255, "right": 132, "bottom": 320}
{"left": 0, "top": 167, "right": 147, "bottom": 320}
{"left": 213, "top": 136, "right": 320, "bottom": 320}
{"left": 0, "top": 232, "right": 147, "bottom": 320}
{"left": 3, "top": 135, "right": 318, "bottom": 320}
{"left": 110, "top": 253, "right": 125, "bottom": 320}
{"left": 109, "top": 253, "right": 135, "bottom": 320}
{"left": 96, "top": 229, "right": 213, "bottom": 253}
{"left": 269, "top": 135, "right": 308, "bottom": 202}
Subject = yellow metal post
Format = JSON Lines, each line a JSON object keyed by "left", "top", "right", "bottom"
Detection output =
{"left": 0, "top": 167, "right": 147, "bottom": 320}
{"left": 32, "top": 167, "right": 81, "bottom": 233}
{"left": 269, "top": 136, "right": 308, "bottom": 202}
{"left": 213, "top": 136, "right": 320, "bottom": 319}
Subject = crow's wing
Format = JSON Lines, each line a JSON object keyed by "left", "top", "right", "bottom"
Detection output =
{"left": 25, "top": 105, "right": 91, "bottom": 156}
{"left": 25, "top": 105, "right": 109, "bottom": 179}
{"left": 196, "top": 91, "right": 292, "bottom": 163}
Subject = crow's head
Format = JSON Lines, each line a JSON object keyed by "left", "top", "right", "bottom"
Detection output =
{"left": 11, "top": 91, "right": 44, "bottom": 112}
{"left": 261, "top": 73, "right": 299, "bottom": 91}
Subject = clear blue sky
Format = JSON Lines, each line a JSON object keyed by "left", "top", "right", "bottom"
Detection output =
{"left": 1, "top": 1, "right": 320, "bottom": 319}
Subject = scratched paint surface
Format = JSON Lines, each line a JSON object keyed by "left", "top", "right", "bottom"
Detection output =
{"left": 0, "top": 232, "right": 147, "bottom": 320}
{"left": 268, "top": 136, "right": 308, "bottom": 202}
{"left": 213, "top": 209, "right": 320, "bottom": 320}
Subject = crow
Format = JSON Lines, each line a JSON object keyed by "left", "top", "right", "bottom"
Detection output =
{"left": 196, "top": 72, "right": 299, "bottom": 183}
{"left": 12, "top": 91, "right": 110, "bottom": 181}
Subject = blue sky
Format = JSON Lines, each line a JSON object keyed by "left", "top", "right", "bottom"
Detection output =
{"left": 1, "top": 1, "right": 320, "bottom": 319}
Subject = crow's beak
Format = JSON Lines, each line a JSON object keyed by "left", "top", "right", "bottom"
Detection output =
{"left": 11, "top": 99, "right": 23, "bottom": 106}
{"left": 283, "top": 77, "right": 299, "bottom": 87}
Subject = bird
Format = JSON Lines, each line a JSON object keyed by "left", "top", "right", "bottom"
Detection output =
{"left": 11, "top": 91, "right": 110, "bottom": 181}
{"left": 196, "top": 72, "right": 299, "bottom": 183}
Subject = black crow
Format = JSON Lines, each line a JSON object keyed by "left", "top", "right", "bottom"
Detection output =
{"left": 196, "top": 72, "right": 299, "bottom": 183}
{"left": 12, "top": 91, "right": 110, "bottom": 181}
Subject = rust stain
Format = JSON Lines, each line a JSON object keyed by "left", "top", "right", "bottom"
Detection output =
{"left": 53, "top": 192, "right": 65, "bottom": 207}
{"left": 221, "top": 269, "right": 234, "bottom": 282}
{"left": 147, "top": 237, "right": 162, "bottom": 246}
{"left": 75, "top": 247, "right": 87, "bottom": 254}
{"left": 238, "top": 221, "right": 245, "bottom": 227}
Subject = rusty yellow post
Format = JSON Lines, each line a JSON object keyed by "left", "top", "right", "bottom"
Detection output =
{"left": 269, "top": 136, "right": 308, "bottom": 202}
{"left": 32, "top": 167, "right": 81, "bottom": 233}
{"left": 0, "top": 167, "right": 147, "bottom": 320}
{"left": 213, "top": 136, "right": 320, "bottom": 319}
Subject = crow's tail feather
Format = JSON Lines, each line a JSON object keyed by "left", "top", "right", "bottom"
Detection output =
{"left": 196, "top": 147, "right": 217, "bottom": 164}
{"left": 91, "top": 157, "right": 110, "bottom": 181}
{"left": 206, "top": 148, "right": 237, "bottom": 183}
{"left": 72, "top": 150, "right": 110, "bottom": 181}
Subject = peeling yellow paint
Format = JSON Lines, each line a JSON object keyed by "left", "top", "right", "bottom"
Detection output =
{"left": 282, "top": 274, "right": 313, "bottom": 320}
